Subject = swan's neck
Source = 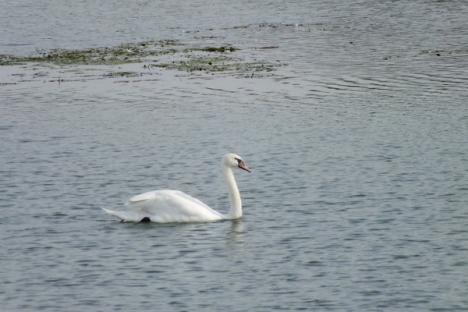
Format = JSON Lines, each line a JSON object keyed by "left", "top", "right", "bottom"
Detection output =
{"left": 224, "top": 166, "right": 242, "bottom": 219}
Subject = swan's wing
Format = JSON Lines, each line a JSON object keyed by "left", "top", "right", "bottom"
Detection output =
{"left": 129, "top": 190, "right": 210, "bottom": 208}
{"left": 101, "top": 207, "right": 142, "bottom": 222}
{"left": 127, "top": 190, "right": 223, "bottom": 222}
{"left": 164, "top": 190, "right": 212, "bottom": 210}
{"left": 128, "top": 190, "right": 160, "bottom": 204}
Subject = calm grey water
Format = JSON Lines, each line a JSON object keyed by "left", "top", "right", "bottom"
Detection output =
{"left": 1, "top": 1, "right": 468, "bottom": 311}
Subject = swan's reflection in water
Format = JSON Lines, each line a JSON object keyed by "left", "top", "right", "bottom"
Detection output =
{"left": 227, "top": 219, "right": 245, "bottom": 244}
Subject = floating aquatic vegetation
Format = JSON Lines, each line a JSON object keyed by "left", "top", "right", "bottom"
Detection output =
{"left": 151, "top": 55, "right": 276, "bottom": 76}
{"left": 0, "top": 39, "right": 281, "bottom": 77}
{"left": 183, "top": 46, "right": 238, "bottom": 53}
{"left": 0, "top": 40, "right": 182, "bottom": 66}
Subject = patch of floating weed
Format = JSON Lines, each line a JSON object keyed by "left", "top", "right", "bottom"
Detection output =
{"left": 0, "top": 40, "right": 182, "bottom": 66}
{"left": 1, "top": 39, "right": 281, "bottom": 77}
{"left": 0, "top": 55, "right": 20, "bottom": 65}
{"left": 152, "top": 56, "right": 230, "bottom": 72}
{"left": 152, "top": 55, "right": 277, "bottom": 75}
{"left": 183, "top": 46, "right": 238, "bottom": 53}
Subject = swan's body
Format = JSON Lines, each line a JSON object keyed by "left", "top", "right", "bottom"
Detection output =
{"left": 102, "top": 190, "right": 224, "bottom": 223}
{"left": 102, "top": 153, "right": 250, "bottom": 223}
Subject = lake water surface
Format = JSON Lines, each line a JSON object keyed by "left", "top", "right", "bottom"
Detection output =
{"left": 1, "top": 1, "right": 468, "bottom": 311}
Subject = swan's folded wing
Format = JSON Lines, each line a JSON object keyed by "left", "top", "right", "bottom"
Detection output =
{"left": 128, "top": 190, "right": 159, "bottom": 203}
{"left": 129, "top": 190, "right": 210, "bottom": 209}
{"left": 102, "top": 207, "right": 143, "bottom": 222}
{"left": 167, "top": 190, "right": 212, "bottom": 210}
{"left": 127, "top": 190, "right": 223, "bottom": 222}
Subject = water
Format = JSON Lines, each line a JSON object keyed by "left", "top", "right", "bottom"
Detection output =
{"left": 1, "top": 0, "right": 468, "bottom": 311}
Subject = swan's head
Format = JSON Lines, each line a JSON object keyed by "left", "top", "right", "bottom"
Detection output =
{"left": 223, "top": 153, "right": 251, "bottom": 173}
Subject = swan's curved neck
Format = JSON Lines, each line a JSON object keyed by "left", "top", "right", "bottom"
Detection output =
{"left": 223, "top": 166, "right": 242, "bottom": 219}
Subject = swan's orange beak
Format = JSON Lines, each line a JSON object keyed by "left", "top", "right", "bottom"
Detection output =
{"left": 238, "top": 160, "right": 251, "bottom": 173}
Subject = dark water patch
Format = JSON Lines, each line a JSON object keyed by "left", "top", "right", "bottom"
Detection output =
{"left": 451, "top": 261, "right": 468, "bottom": 267}
{"left": 418, "top": 48, "right": 468, "bottom": 57}
{"left": 219, "top": 22, "right": 323, "bottom": 32}
{"left": 304, "top": 260, "right": 323, "bottom": 267}
{"left": 184, "top": 46, "right": 238, "bottom": 53}
{"left": 392, "top": 254, "right": 422, "bottom": 260}
{"left": 0, "top": 125, "right": 14, "bottom": 130}
{"left": 104, "top": 71, "right": 140, "bottom": 78}
{"left": 254, "top": 46, "right": 280, "bottom": 50}
{"left": 348, "top": 218, "right": 366, "bottom": 225}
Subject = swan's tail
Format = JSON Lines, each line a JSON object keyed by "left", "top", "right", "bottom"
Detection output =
{"left": 101, "top": 207, "right": 143, "bottom": 222}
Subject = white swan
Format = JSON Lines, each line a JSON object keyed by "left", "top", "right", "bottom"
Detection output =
{"left": 102, "top": 153, "right": 251, "bottom": 223}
